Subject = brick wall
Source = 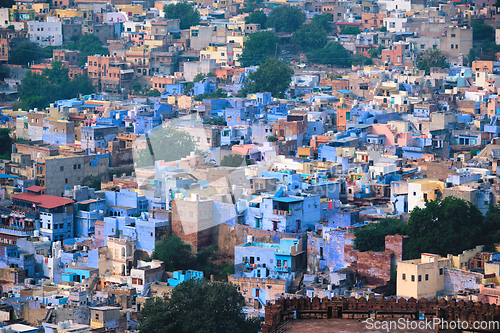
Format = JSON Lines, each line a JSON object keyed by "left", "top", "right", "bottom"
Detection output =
{"left": 345, "top": 234, "right": 407, "bottom": 286}
{"left": 215, "top": 223, "right": 303, "bottom": 255}
{"left": 444, "top": 268, "right": 483, "bottom": 294}
{"left": 262, "top": 296, "right": 500, "bottom": 333}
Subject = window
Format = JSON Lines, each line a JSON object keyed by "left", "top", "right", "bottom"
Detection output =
{"left": 411, "top": 275, "right": 415, "bottom": 282}
{"left": 60, "top": 166, "right": 64, "bottom": 171}
{"left": 418, "top": 275, "right": 422, "bottom": 282}
{"left": 451, "top": 44, "right": 454, "bottom": 49}
{"left": 439, "top": 268, "right": 443, "bottom": 275}
{"left": 425, "top": 274, "right": 429, "bottom": 281}
{"left": 451, "top": 33, "right": 456, "bottom": 37}
{"left": 277, "top": 259, "right": 281, "bottom": 267}
{"left": 402, "top": 273, "right": 406, "bottom": 280}
{"left": 257, "top": 257, "right": 260, "bottom": 261}
{"left": 95, "top": 313, "right": 99, "bottom": 320}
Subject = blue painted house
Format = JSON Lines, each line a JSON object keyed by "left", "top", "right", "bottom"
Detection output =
{"left": 167, "top": 270, "right": 203, "bottom": 287}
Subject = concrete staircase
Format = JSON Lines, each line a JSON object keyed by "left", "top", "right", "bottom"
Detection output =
{"left": 288, "top": 269, "right": 304, "bottom": 294}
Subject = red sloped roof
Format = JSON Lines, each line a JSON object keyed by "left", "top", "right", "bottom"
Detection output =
{"left": 12, "top": 193, "right": 75, "bottom": 209}
{"left": 25, "top": 185, "right": 47, "bottom": 192}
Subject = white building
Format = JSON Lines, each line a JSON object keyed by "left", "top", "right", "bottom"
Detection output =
{"left": 28, "top": 18, "right": 63, "bottom": 47}
{"left": 383, "top": 13, "right": 408, "bottom": 33}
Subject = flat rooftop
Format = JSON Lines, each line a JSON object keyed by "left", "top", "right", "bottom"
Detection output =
{"left": 284, "top": 319, "right": 434, "bottom": 333}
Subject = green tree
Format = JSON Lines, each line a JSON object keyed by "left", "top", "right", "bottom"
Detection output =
{"left": 340, "top": 26, "right": 362, "bottom": 35}
{"left": 138, "top": 279, "right": 261, "bottom": 333}
{"left": 471, "top": 20, "right": 499, "bottom": 57}
{"left": 67, "top": 34, "right": 109, "bottom": 66}
{"left": 193, "top": 73, "right": 205, "bottom": 82}
{"left": 482, "top": 203, "right": 500, "bottom": 252}
{"left": 368, "top": 45, "right": 386, "bottom": 59}
{"left": 473, "top": 19, "right": 494, "bottom": 42}
{"left": 242, "top": 57, "right": 293, "bottom": 98}
{"left": 379, "top": 26, "right": 387, "bottom": 32}
{"left": 132, "top": 82, "right": 142, "bottom": 92}
{"left": 241, "top": 0, "right": 263, "bottom": 12}
{"left": 147, "top": 89, "right": 161, "bottom": 97}
{"left": 67, "top": 74, "right": 95, "bottom": 96}
{"left": 354, "top": 218, "right": 407, "bottom": 252}
{"left": 164, "top": 2, "right": 200, "bottom": 30}
{"left": 351, "top": 53, "right": 372, "bottom": 66}
{"left": 245, "top": 10, "right": 267, "bottom": 28}
{"left": 311, "top": 13, "right": 332, "bottom": 33}
{"left": 292, "top": 22, "right": 327, "bottom": 51}
{"left": 416, "top": 48, "right": 449, "bottom": 74}
{"left": 307, "top": 42, "right": 351, "bottom": 67}
{"left": 135, "top": 127, "right": 196, "bottom": 167}
{"left": 0, "top": 129, "right": 12, "bottom": 160}
{"left": 16, "top": 60, "right": 94, "bottom": 110}
{"left": 10, "top": 43, "right": 54, "bottom": 66}
{"left": 194, "top": 89, "right": 227, "bottom": 101}
{"left": 0, "top": 0, "right": 13, "bottom": 8}
{"left": 417, "top": 48, "right": 449, "bottom": 70}
{"left": 267, "top": 135, "right": 278, "bottom": 142}
{"left": 238, "top": 30, "right": 279, "bottom": 67}
{"left": 6, "top": 25, "right": 14, "bottom": 31}
{"left": 90, "top": 177, "right": 101, "bottom": 191}
{"left": 151, "top": 235, "right": 196, "bottom": 271}
{"left": 220, "top": 154, "right": 247, "bottom": 167}
{"left": 406, "top": 196, "right": 484, "bottom": 259}
{"left": 267, "top": 5, "right": 305, "bottom": 33}
{"left": 468, "top": 48, "right": 476, "bottom": 67}
{"left": 203, "top": 116, "right": 227, "bottom": 126}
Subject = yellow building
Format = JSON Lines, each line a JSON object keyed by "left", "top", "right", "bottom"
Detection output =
{"left": 90, "top": 306, "right": 121, "bottom": 329}
{"left": 115, "top": 4, "right": 145, "bottom": 18}
{"left": 407, "top": 178, "right": 444, "bottom": 212}
{"left": 32, "top": 3, "right": 50, "bottom": 15}
{"left": 200, "top": 44, "right": 242, "bottom": 67}
{"left": 51, "top": 8, "right": 93, "bottom": 20}
{"left": 125, "top": 46, "right": 150, "bottom": 77}
{"left": 396, "top": 253, "right": 451, "bottom": 299}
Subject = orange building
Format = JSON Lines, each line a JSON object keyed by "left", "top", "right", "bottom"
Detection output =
{"left": 361, "top": 13, "right": 386, "bottom": 31}
{"left": 381, "top": 43, "right": 409, "bottom": 66}
{"left": 87, "top": 55, "right": 135, "bottom": 94}
{"left": 151, "top": 75, "right": 176, "bottom": 91}
{"left": 336, "top": 100, "right": 352, "bottom": 131}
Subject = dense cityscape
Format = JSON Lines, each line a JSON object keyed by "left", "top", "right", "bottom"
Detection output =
{"left": 0, "top": 0, "right": 499, "bottom": 332}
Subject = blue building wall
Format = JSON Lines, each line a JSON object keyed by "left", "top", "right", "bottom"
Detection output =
{"left": 194, "top": 78, "right": 216, "bottom": 96}
{"left": 167, "top": 270, "right": 203, "bottom": 287}
{"left": 162, "top": 84, "right": 184, "bottom": 96}
{"left": 307, "top": 229, "right": 347, "bottom": 273}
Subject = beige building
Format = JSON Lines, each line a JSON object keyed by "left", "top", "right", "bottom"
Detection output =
{"left": 200, "top": 44, "right": 242, "bottom": 68}
{"left": 106, "top": 235, "right": 136, "bottom": 277}
{"left": 407, "top": 179, "right": 444, "bottom": 212}
{"left": 42, "top": 154, "right": 110, "bottom": 197}
{"left": 440, "top": 26, "right": 472, "bottom": 61}
{"left": 396, "top": 253, "right": 451, "bottom": 299}
{"left": 229, "top": 274, "right": 288, "bottom": 308}
{"left": 90, "top": 306, "right": 121, "bottom": 330}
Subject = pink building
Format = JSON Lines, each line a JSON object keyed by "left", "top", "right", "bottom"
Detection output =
{"left": 479, "top": 283, "right": 500, "bottom": 305}
{"left": 371, "top": 123, "right": 413, "bottom": 147}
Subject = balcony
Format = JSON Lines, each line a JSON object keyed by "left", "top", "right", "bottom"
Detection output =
{"left": 273, "top": 209, "right": 291, "bottom": 216}
{"left": 0, "top": 225, "right": 35, "bottom": 236}
{"left": 275, "top": 266, "right": 290, "bottom": 273}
